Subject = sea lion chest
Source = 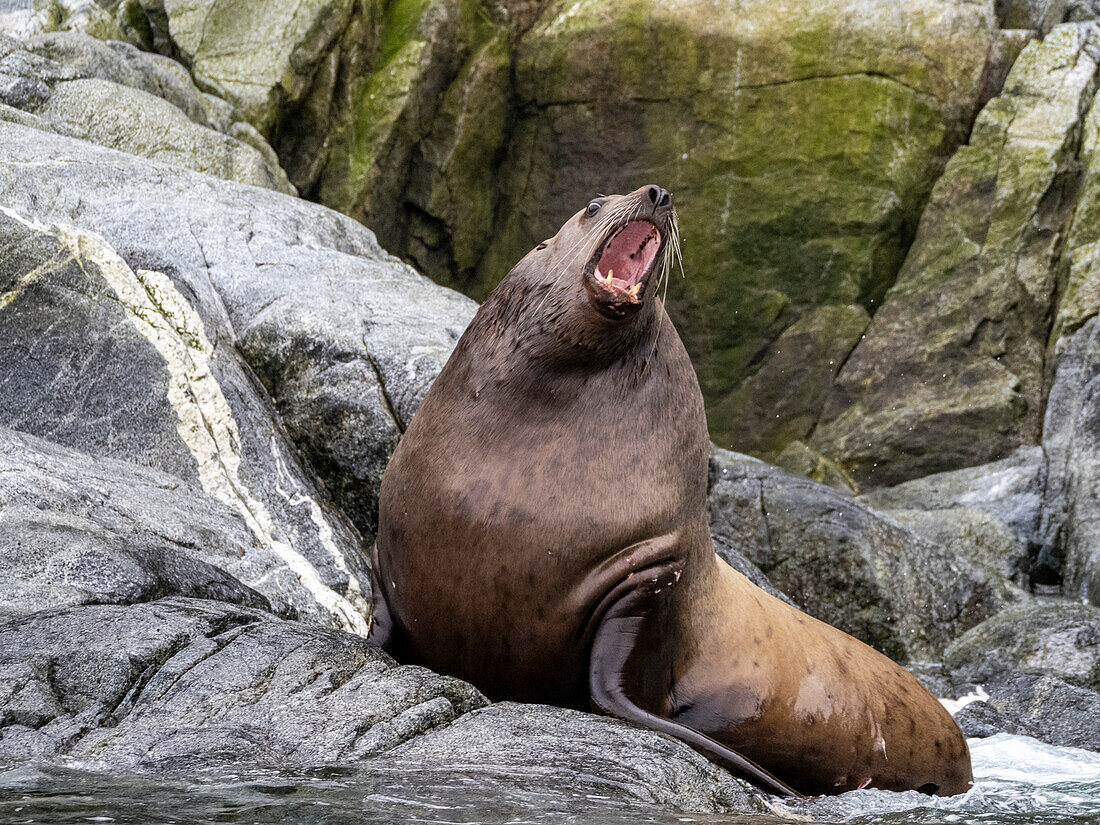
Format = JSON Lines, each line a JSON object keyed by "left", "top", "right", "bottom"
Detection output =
{"left": 375, "top": 343, "right": 707, "bottom": 705}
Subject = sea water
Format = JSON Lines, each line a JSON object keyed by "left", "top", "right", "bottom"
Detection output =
{"left": 0, "top": 734, "right": 1096, "bottom": 825}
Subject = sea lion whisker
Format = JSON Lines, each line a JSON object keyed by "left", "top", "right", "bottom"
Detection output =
{"left": 532, "top": 208, "right": 617, "bottom": 315}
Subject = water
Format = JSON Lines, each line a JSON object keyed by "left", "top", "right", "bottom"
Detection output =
{"left": 0, "top": 735, "right": 1096, "bottom": 825}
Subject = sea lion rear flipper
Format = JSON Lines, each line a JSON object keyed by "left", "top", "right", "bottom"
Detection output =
{"left": 588, "top": 562, "right": 804, "bottom": 799}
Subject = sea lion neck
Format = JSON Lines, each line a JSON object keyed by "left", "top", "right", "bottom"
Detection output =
{"left": 475, "top": 260, "right": 665, "bottom": 373}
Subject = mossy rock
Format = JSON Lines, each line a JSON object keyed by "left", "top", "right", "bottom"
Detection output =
{"left": 812, "top": 25, "right": 1100, "bottom": 487}
{"left": 472, "top": 0, "right": 996, "bottom": 448}
{"left": 111, "top": 0, "right": 999, "bottom": 463}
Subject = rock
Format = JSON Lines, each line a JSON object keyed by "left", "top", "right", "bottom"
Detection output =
{"left": 1067, "top": 0, "right": 1100, "bottom": 21}
{"left": 952, "top": 699, "right": 1032, "bottom": 739}
{"left": 311, "top": 2, "right": 509, "bottom": 288}
{"left": 0, "top": 32, "right": 293, "bottom": 192}
{"left": 904, "top": 661, "right": 960, "bottom": 699}
{"left": 997, "top": 0, "right": 1071, "bottom": 33}
{"left": 0, "top": 598, "right": 486, "bottom": 766}
{"left": 387, "top": 703, "right": 765, "bottom": 815}
{"left": 858, "top": 450, "right": 1043, "bottom": 591}
{"left": 884, "top": 508, "right": 1031, "bottom": 598}
{"left": 980, "top": 671, "right": 1100, "bottom": 751}
{"left": 773, "top": 440, "right": 858, "bottom": 494}
{"left": 128, "top": 0, "right": 363, "bottom": 134}
{"left": 944, "top": 600, "right": 1100, "bottom": 691}
{"left": 1043, "top": 316, "right": 1100, "bottom": 604}
{"left": 812, "top": 25, "right": 1100, "bottom": 487}
{"left": 1, "top": 0, "right": 125, "bottom": 42}
{"left": 112, "top": 0, "right": 998, "bottom": 457}
{"left": 0, "top": 598, "right": 766, "bottom": 815}
{"left": 0, "top": 1, "right": 31, "bottom": 39}
{"left": 0, "top": 200, "right": 370, "bottom": 631}
{"left": 1042, "top": 46, "right": 1100, "bottom": 603}
{"left": 708, "top": 305, "right": 869, "bottom": 457}
{"left": 0, "top": 425, "right": 317, "bottom": 617}
{"left": 858, "top": 447, "right": 1045, "bottom": 548}
{"left": 25, "top": 31, "right": 231, "bottom": 127}
{"left": 0, "top": 118, "right": 476, "bottom": 549}
{"left": 707, "top": 449, "right": 1003, "bottom": 660}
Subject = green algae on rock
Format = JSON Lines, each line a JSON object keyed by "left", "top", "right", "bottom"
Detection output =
{"left": 709, "top": 304, "right": 869, "bottom": 456}
{"left": 483, "top": 0, "right": 995, "bottom": 445}
{"left": 98, "top": 0, "right": 998, "bottom": 463}
{"left": 812, "top": 24, "right": 1100, "bottom": 487}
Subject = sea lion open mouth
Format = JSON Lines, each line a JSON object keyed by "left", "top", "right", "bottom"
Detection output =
{"left": 587, "top": 220, "right": 663, "bottom": 304}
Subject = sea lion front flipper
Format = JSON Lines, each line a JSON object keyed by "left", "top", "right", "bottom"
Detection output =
{"left": 588, "top": 562, "right": 804, "bottom": 799}
{"left": 367, "top": 542, "right": 394, "bottom": 650}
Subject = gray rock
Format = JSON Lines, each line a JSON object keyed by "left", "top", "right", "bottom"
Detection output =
{"left": 708, "top": 449, "right": 1004, "bottom": 660}
{"left": 981, "top": 671, "right": 1100, "bottom": 751}
{"left": 0, "top": 32, "right": 292, "bottom": 192}
{"left": 904, "top": 661, "right": 960, "bottom": 699}
{"left": 706, "top": 451, "right": 795, "bottom": 604}
{"left": 1043, "top": 316, "right": 1100, "bottom": 604}
{"left": 860, "top": 448, "right": 1045, "bottom": 591}
{"left": 1067, "top": 0, "right": 1100, "bottom": 21}
{"left": 0, "top": 598, "right": 486, "bottom": 767}
{"left": 887, "top": 509, "right": 1033, "bottom": 598}
{"left": 4, "top": 0, "right": 125, "bottom": 41}
{"left": 25, "top": 31, "right": 230, "bottom": 128}
{"left": 1042, "top": 72, "right": 1100, "bottom": 603}
{"left": 0, "top": 200, "right": 370, "bottom": 631}
{"left": 388, "top": 703, "right": 765, "bottom": 815}
{"left": 952, "top": 700, "right": 1033, "bottom": 739}
{"left": 0, "top": 119, "right": 476, "bottom": 544}
{"left": 859, "top": 446, "right": 1045, "bottom": 547}
{"left": 0, "top": 425, "right": 298, "bottom": 617}
{"left": 945, "top": 600, "right": 1100, "bottom": 690}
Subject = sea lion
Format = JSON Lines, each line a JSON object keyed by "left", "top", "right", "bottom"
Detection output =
{"left": 368, "top": 184, "right": 973, "bottom": 797}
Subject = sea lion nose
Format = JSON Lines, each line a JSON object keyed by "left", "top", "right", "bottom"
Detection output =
{"left": 645, "top": 185, "right": 672, "bottom": 210}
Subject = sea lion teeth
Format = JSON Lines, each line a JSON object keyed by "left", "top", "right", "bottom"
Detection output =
{"left": 606, "top": 269, "right": 614, "bottom": 287}
{"left": 627, "top": 284, "right": 641, "bottom": 298}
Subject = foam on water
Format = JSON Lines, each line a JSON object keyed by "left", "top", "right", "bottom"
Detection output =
{"left": 771, "top": 734, "right": 1100, "bottom": 824}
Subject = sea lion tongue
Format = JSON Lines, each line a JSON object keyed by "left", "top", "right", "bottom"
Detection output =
{"left": 595, "top": 221, "right": 661, "bottom": 298}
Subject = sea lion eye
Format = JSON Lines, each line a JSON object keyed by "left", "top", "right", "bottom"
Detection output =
{"left": 585, "top": 201, "right": 601, "bottom": 217}
{"left": 536, "top": 242, "right": 548, "bottom": 250}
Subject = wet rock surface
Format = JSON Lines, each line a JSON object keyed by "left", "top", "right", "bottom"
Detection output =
{"left": 0, "top": 427, "right": 274, "bottom": 616}
{"left": 0, "top": 599, "right": 766, "bottom": 812}
{"left": 707, "top": 449, "right": 1004, "bottom": 660}
{"left": 945, "top": 600, "right": 1100, "bottom": 690}
{"left": 0, "top": 598, "right": 486, "bottom": 766}
{"left": 961, "top": 672, "right": 1100, "bottom": 751}
{"left": 388, "top": 703, "right": 765, "bottom": 814}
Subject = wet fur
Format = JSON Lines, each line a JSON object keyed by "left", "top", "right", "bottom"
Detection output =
{"left": 370, "top": 187, "right": 973, "bottom": 797}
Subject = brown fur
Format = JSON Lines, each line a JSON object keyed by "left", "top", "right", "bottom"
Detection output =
{"left": 370, "top": 186, "right": 973, "bottom": 796}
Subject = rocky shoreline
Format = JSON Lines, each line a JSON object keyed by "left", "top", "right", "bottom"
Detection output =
{"left": 3, "top": 1, "right": 1100, "bottom": 818}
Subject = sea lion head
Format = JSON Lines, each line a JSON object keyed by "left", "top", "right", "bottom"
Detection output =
{"left": 516, "top": 184, "right": 679, "bottom": 326}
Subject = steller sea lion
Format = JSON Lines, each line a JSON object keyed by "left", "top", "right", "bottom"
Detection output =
{"left": 368, "top": 185, "right": 973, "bottom": 797}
